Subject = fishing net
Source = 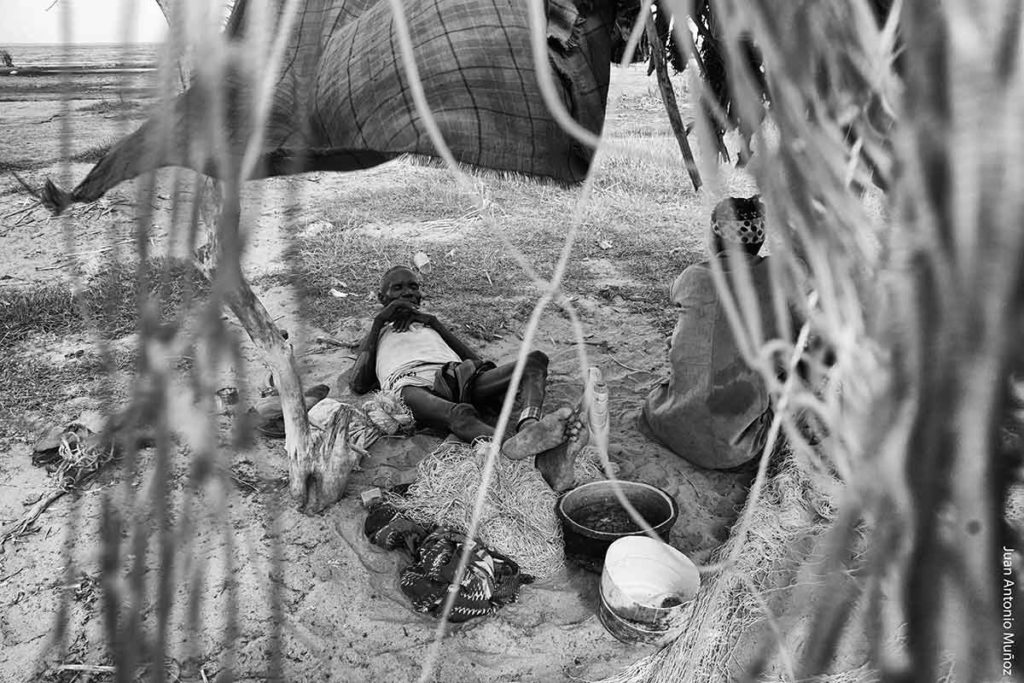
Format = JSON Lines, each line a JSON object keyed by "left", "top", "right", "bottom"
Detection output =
{"left": 596, "top": 452, "right": 874, "bottom": 683}
{"left": 385, "top": 439, "right": 606, "bottom": 579}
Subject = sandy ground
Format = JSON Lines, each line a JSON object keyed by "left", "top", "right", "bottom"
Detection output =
{"left": 0, "top": 67, "right": 756, "bottom": 682}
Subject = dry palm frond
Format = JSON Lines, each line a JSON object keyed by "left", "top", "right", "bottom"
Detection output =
{"left": 612, "top": 0, "right": 1024, "bottom": 680}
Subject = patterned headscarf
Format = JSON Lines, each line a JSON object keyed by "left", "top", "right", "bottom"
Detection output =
{"left": 710, "top": 196, "right": 765, "bottom": 245}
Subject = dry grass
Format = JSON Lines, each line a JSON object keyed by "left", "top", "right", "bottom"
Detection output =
{"left": 274, "top": 127, "right": 712, "bottom": 340}
{"left": 0, "top": 348, "right": 129, "bottom": 440}
{"left": 0, "top": 284, "right": 82, "bottom": 347}
{"left": 81, "top": 258, "right": 209, "bottom": 338}
{"left": 0, "top": 257, "right": 208, "bottom": 347}
{"left": 69, "top": 142, "right": 115, "bottom": 164}
{"left": 0, "top": 159, "right": 44, "bottom": 173}
{"left": 77, "top": 99, "right": 145, "bottom": 117}
{"left": 0, "top": 257, "right": 207, "bottom": 433}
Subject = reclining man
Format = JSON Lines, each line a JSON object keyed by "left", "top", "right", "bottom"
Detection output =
{"left": 349, "top": 265, "right": 586, "bottom": 490}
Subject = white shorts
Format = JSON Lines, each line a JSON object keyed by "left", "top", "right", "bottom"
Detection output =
{"left": 382, "top": 362, "right": 445, "bottom": 394}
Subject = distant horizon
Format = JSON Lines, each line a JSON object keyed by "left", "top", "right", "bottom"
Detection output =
{"left": 2, "top": 41, "right": 163, "bottom": 47}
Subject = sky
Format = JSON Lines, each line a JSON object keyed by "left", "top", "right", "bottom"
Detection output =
{"left": 0, "top": 0, "right": 169, "bottom": 44}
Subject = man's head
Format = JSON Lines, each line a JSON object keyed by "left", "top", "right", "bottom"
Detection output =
{"left": 377, "top": 266, "right": 423, "bottom": 306}
{"left": 710, "top": 195, "right": 765, "bottom": 257}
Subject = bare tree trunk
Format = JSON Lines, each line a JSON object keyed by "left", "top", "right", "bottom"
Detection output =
{"left": 196, "top": 180, "right": 357, "bottom": 514}
{"left": 148, "top": 0, "right": 356, "bottom": 513}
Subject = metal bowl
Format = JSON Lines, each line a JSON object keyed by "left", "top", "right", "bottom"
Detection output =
{"left": 556, "top": 480, "right": 679, "bottom": 572}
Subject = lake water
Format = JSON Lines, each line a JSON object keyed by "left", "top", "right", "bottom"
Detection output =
{"left": 2, "top": 43, "right": 159, "bottom": 70}
{"left": 0, "top": 44, "right": 162, "bottom": 102}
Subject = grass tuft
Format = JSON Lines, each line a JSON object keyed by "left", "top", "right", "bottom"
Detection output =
{"left": 0, "top": 257, "right": 206, "bottom": 431}
{"left": 82, "top": 258, "right": 209, "bottom": 338}
{"left": 0, "top": 158, "right": 43, "bottom": 173}
{"left": 270, "top": 155, "right": 706, "bottom": 340}
{"left": 70, "top": 142, "right": 114, "bottom": 164}
{"left": 0, "top": 347, "right": 130, "bottom": 439}
{"left": 0, "top": 257, "right": 209, "bottom": 349}
{"left": 0, "top": 284, "right": 80, "bottom": 347}
{"left": 77, "top": 99, "right": 144, "bottom": 117}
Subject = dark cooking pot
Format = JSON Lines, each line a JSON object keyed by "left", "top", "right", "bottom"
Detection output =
{"left": 556, "top": 480, "right": 679, "bottom": 573}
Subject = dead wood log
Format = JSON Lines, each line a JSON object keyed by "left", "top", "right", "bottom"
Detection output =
{"left": 306, "top": 401, "right": 360, "bottom": 512}
{"left": 196, "top": 180, "right": 356, "bottom": 514}
{"left": 219, "top": 269, "right": 350, "bottom": 513}
{"left": 146, "top": 0, "right": 355, "bottom": 514}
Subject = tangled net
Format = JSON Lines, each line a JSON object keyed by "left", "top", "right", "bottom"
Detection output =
{"left": 597, "top": 453, "right": 869, "bottom": 683}
{"left": 385, "top": 440, "right": 606, "bottom": 580}
{"left": 3, "top": 423, "right": 118, "bottom": 547}
{"left": 55, "top": 430, "right": 115, "bottom": 491}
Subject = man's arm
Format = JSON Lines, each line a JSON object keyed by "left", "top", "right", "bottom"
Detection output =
{"left": 349, "top": 300, "right": 416, "bottom": 394}
{"left": 414, "top": 311, "right": 481, "bottom": 361}
{"left": 349, "top": 319, "right": 385, "bottom": 394}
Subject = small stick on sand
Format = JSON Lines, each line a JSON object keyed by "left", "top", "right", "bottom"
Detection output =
{"left": 0, "top": 489, "right": 67, "bottom": 546}
{"left": 9, "top": 171, "right": 42, "bottom": 199}
{"left": 58, "top": 238, "right": 134, "bottom": 259}
{"left": 610, "top": 356, "right": 642, "bottom": 372}
{"left": 55, "top": 664, "right": 116, "bottom": 674}
{"left": 0, "top": 566, "right": 27, "bottom": 583}
{"left": 314, "top": 335, "right": 360, "bottom": 349}
{"left": 1, "top": 205, "right": 37, "bottom": 221}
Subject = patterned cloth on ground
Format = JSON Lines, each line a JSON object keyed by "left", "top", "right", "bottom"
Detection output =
{"left": 364, "top": 502, "right": 429, "bottom": 554}
{"left": 364, "top": 503, "right": 531, "bottom": 622}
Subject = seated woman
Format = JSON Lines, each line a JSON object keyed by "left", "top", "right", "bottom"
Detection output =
{"left": 642, "top": 196, "right": 781, "bottom": 469}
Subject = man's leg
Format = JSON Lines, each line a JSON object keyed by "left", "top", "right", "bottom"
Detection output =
{"left": 503, "top": 366, "right": 606, "bottom": 491}
{"left": 400, "top": 386, "right": 495, "bottom": 443}
{"left": 472, "top": 351, "right": 549, "bottom": 430}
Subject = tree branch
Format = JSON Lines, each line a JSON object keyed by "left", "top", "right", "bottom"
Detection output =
{"left": 645, "top": 12, "right": 702, "bottom": 192}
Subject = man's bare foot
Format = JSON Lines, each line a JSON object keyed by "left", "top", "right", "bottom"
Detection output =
{"left": 535, "top": 415, "right": 589, "bottom": 492}
{"left": 501, "top": 407, "right": 573, "bottom": 460}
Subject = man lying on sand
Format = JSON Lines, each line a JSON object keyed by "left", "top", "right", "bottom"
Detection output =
{"left": 349, "top": 265, "right": 587, "bottom": 491}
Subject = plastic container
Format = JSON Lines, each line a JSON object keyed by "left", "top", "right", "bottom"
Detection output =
{"left": 556, "top": 480, "right": 679, "bottom": 572}
{"left": 598, "top": 536, "right": 700, "bottom": 646}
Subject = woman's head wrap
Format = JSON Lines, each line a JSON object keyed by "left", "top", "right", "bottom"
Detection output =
{"left": 710, "top": 196, "right": 766, "bottom": 245}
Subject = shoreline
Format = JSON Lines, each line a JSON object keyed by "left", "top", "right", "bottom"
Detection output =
{"left": 1, "top": 66, "right": 155, "bottom": 76}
